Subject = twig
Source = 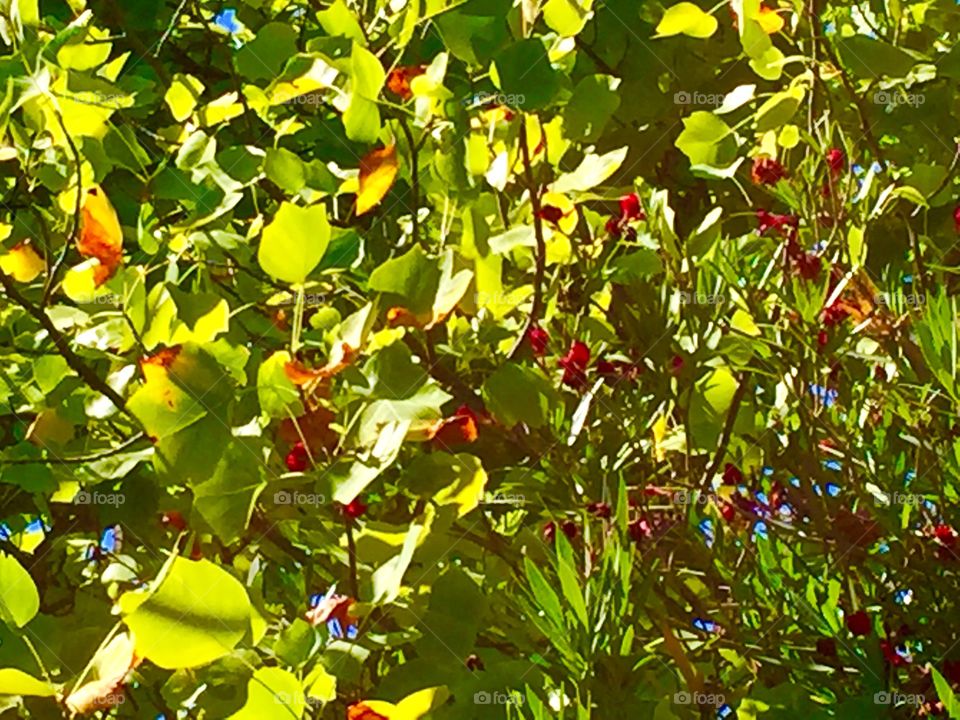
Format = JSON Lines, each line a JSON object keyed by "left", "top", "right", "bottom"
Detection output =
{"left": 0, "top": 270, "right": 131, "bottom": 418}
{"left": 3, "top": 432, "right": 146, "bottom": 465}
{"left": 700, "top": 373, "right": 750, "bottom": 490}
{"left": 399, "top": 117, "right": 420, "bottom": 245}
{"left": 154, "top": 0, "right": 189, "bottom": 56}
{"left": 42, "top": 110, "right": 84, "bottom": 307}
{"left": 346, "top": 518, "right": 359, "bottom": 600}
{"left": 507, "top": 118, "right": 547, "bottom": 360}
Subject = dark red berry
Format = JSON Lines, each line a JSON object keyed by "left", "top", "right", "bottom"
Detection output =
{"left": 846, "top": 609, "right": 871, "bottom": 637}
{"left": 465, "top": 654, "right": 485, "bottom": 671}
{"left": 285, "top": 441, "right": 309, "bottom": 472}
{"left": 559, "top": 341, "right": 590, "bottom": 389}
{"left": 527, "top": 326, "right": 549, "bottom": 356}
{"left": 536, "top": 205, "right": 565, "bottom": 225}
{"left": 751, "top": 156, "right": 787, "bottom": 185}
{"left": 542, "top": 521, "right": 556, "bottom": 543}
{"left": 605, "top": 217, "right": 622, "bottom": 238}
{"left": 587, "top": 501, "right": 612, "bottom": 519}
{"left": 722, "top": 463, "right": 743, "bottom": 486}
{"left": 560, "top": 520, "right": 578, "bottom": 540}
{"left": 619, "top": 193, "right": 644, "bottom": 221}
{"left": 342, "top": 497, "right": 368, "bottom": 519}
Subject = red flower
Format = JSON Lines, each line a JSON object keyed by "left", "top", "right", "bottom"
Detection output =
{"left": 821, "top": 302, "right": 849, "bottom": 327}
{"left": 934, "top": 524, "right": 957, "bottom": 547}
{"left": 542, "top": 521, "right": 556, "bottom": 543}
{"left": 845, "top": 609, "right": 871, "bottom": 637}
{"left": 817, "top": 329, "right": 829, "bottom": 348}
{"left": 826, "top": 147, "right": 845, "bottom": 176}
{"left": 596, "top": 360, "right": 617, "bottom": 377}
{"left": 756, "top": 209, "right": 798, "bottom": 239}
{"left": 559, "top": 340, "right": 590, "bottom": 388}
{"left": 285, "top": 441, "right": 309, "bottom": 472}
{"left": 587, "top": 501, "right": 612, "bottom": 519}
{"left": 722, "top": 463, "right": 743, "bottom": 486}
{"left": 873, "top": 364, "right": 887, "bottom": 382}
{"left": 619, "top": 193, "right": 644, "bottom": 221}
{"left": 669, "top": 354, "right": 684, "bottom": 375}
{"left": 751, "top": 156, "right": 787, "bottom": 185}
{"left": 527, "top": 326, "right": 549, "bottom": 356}
{"left": 536, "top": 205, "right": 565, "bottom": 225}
{"left": 560, "top": 520, "right": 579, "bottom": 540}
{"left": 605, "top": 217, "right": 622, "bottom": 238}
{"left": 431, "top": 404, "right": 479, "bottom": 447}
{"left": 720, "top": 503, "right": 736, "bottom": 522}
{"left": 341, "top": 497, "right": 368, "bottom": 519}
{"left": 954, "top": 206, "right": 960, "bottom": 233}
{"left": 880, "top": 639, "right": 910, "bottom": 667}
{"left": 795, "top": 252, "right": 822, "bottom": 280}
{"left": 816, "top": 638, "right": 837, "bottom": 657}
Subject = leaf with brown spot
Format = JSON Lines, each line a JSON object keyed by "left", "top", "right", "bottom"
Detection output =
{"left": 76, "top": 186, "right": 123, "bottom": 286}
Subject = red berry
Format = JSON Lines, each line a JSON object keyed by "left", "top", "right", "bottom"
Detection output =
{"left": 669, "top": 354, "right": 684, "bottom": 375}
{"left": 817, "top": 329, "right": 829, "bottom": 348}
{"left": 756, "top": 209, "right": 798, "bottom": 239}
{"left": 826, "top": 147, "right": 845, "bottom": 176}
{"left": 954, "top": 206, "right": 960, "bottom": 233}
{"left": 795, "top": 252, "right": 822, "bottom": 280}
{"left": 845, "top": 609, "right": 871, "bottom": 637}
{"left": 720, "top": 503, "right": 736, "bottom": 522}
{"left": 559, "top": 340, "right": 590, "bottom": 389}
{"left": 465, "top": 654, "right": 484, "bottom": 671}
{"left": 190, "top": 538, "right": 203, "bottom": 560}
{"left": 560, "top": 520, "right": 578, "bottom": 540}
{"left": 161, "top": 511, "right": 187, "bottom": 532}
{"left": 527, "top": 326, "right": 549, "bottom": 356}
{"left": 873, "top": 365, "right": 887, "bottom": 382}
{"left": 342, "top": 497, "right": 368, "bottom": 519}
{"left": 619, "top": 193, "right": 644, "bottom": 221}
{"left": 285, "top": 441, "right": 309, "bottom": 472}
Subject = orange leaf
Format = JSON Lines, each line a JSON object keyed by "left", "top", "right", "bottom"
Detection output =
{"left": 386, "top": 65, "right": 425, "bottom": 100}
{"left": 356, "top": 145, "right": 399, "bottom": 216}
{"left": 77, "top": 187, "right": 123, "bottom": 286}
{"left": 0, "top": 242, "right": 45, "bottom": 282}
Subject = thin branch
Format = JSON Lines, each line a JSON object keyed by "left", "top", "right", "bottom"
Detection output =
{"left": 399, "top": 117, "right": 420, "bottom": 245}
{"left": 0, "top": 270, "right": 132, "bottom": 420}
{"left": 3, "top": 432, "right": 146, "bottom": 465}
{"left": 700, "top": 373, "right": 751, "bottom": 490}
{"left": 42, "top": 110, "right": 84, "bottom": 307}
{"left": 507, "top": 118, "right": 547, "bottom": 360}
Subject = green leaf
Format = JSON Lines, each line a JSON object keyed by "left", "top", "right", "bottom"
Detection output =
{"left": 229, "top": 667, "right": 304, "bottom": 719}
{"left": 164, "top": 73, "right": 204, "bottom": 122}
{"left": 563, "top": 74, "right": 620, "bottom": 143}
{"left": 543, "top": 0, "right": 594, "bottom": 37}
{"left": 835, "top": 36, "right": 918, "bottom": 79}
{"left": 492, "top": 39, "right": 560, "bottom": 110}
{"left": 406, "top": 453, "right": 488, "bottom": 517}
{"left": 482, "top": 364, "right": 555, "bottom": 428}
{"left": 931, "top": 666, "right": 960, "bottom": 719}
{"left": 257, "top": 202, "right": 331, "bottom": 285}
{"left": 122, "top": 558, "right": 252, "bottom": 669}
{"left": 552, "top": 147, "right": 628, "bottom": 193}
{"left": 0, "top": 554, "right": 38, "bottom": 628}
{"left": 372, "top": 510, "right": 430, "bottom": 603}
{"left": 367, "top": 244, "right": 438, "bottom": 315}
{"left": 317, "top": 0, "right": 365, "bottom": 43}
{"left": 305, "top": 664, "right": 337, "bottom": 704}
{"left": 265, "top": 148, "right": 307, "bottom": 195}
{"left": 655, "top": 2, "right": 719, "bottom": 39}
{"left": 257, "top": 350, "right": 302, "bottom": 420}
{"left": 524, "top": 557, "right": 564, "bottom": 630}
{"left": 754, "top": 87, "right": 804, "bottom": 132}
{"left": 344, "top": 42, "right": 384, "bottom": 143}
{"left": 236, "top": 22, "right": 298, "bottom": 81}
{"left": 675, "top": 111, "right": 734, "bottom": 167}
{"left": 555, "top": 534, "right": 589, "bottom": 629}
{"left": 0, "top": 668, "right": 57, "bottom": 697}
{"left": 331, "top": 419, "right": 410, "bottom": 503}
{"left": 192, "top": 440, "right": 268, "bottom": 544}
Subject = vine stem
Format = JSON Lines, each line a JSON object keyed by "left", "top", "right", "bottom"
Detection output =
{"left": 290, "top": 284, "right": 305, "bottom": 357}
{"left": 346, "top": 518, "right": 359, "bottom": 600}
{"left": 507, "top": 117, "right": 547, "bottom": 360}
{"left": 399, "top": 117, "right": 420, "bottom": 245}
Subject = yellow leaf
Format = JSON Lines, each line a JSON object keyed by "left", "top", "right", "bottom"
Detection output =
{"left": 0, "top": 243, "right": 45, "bottom": 282}
{"left": 756, "top": 5, "right": 785, "bottom": 34}
{"left": 356, "top": 145, "right": 399, "bottom": 216}
{"left": 78, "top": 186, "right": 123, "bottom": 286}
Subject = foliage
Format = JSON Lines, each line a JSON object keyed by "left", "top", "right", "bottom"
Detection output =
{"left": 0, "top": 0, "right": 959, "bottom": 718}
